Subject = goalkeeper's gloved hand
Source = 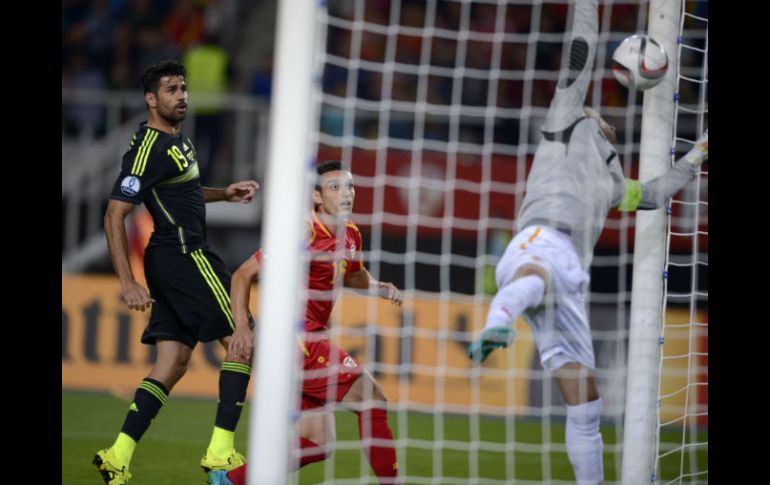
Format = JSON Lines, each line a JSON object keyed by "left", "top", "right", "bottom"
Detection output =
{"left": 466, "top": 326, "right": 517, "bottom": 364}
{"left": 684, "top": 131, "right": 708, "bottom": 166}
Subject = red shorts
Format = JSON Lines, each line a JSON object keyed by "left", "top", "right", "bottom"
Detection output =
{"left": 298, "top": 334, "right": 362, "bottom": 410}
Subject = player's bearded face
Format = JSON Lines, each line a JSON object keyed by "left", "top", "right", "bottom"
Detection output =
{"left": 315, "top": 170, "right": 355, "bottom": 217}
{"left": 155, "top": 75, "right": 189, "bottom": 123}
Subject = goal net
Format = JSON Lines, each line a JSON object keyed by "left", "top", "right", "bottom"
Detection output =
{"left": 267, "top": 1, "right": 707, "bottom": 483}
{"left": 654, "top": 1, "right": 708, "bottom": 483}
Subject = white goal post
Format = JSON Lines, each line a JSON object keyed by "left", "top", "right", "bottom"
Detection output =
{"left": 622, "top": 0, "right": 708, "bottom": 483}
{"left": 621, "top": 0, "right": 682, "bottom": 482}
{"left": 248, "top": 0, "right": 320, "bottom": 483}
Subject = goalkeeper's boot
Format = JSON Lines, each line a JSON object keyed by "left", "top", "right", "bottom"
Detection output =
{"left": 467, "top": 326, "right": 517, "bottom": 363}
{"left": 207, "top": 470, "right": 235, "bottom": 485}
{"left": 200, "top": 448, "right": 246, "bottom": 473}
{"left": 93, "top": 448, "right": 132, "bottom": 484}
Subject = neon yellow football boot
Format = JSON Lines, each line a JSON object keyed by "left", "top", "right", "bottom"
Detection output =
{"left": 93, "top": 448, "right": 132, "bottom": 484}
{"left": 200, "top": 448, "right": 246, "bottom": 473}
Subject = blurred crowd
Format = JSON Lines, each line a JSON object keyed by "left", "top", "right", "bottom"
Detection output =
{"left": 62, "top": 0, "right": 270, "bottom": 142}
{"left": 319, "top": 0, "right": 649, "bottom": 145}
{"left": 63, "top": 0, "right": 229, "bottom": 93}
{"left": 63, "top": 0, "right": 705, "bottom": 147}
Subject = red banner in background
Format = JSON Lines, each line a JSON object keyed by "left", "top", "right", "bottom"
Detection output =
{"left": 317, "top": 147, "right": 708, "bottom": 252}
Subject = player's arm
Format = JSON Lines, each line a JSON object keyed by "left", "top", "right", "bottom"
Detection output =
{"left": 229, "top": 253, "right": 261, "bottom": 360}
{"left": 203, "top": 180, "right": 260, "bottom": 203}
{"left": 344, "top": 268, "right": 403, "bottom": 306}
{"left": 615, "top": 132, "right": 708, "bottom": 211}
{"left": 105, "top": 132, "right": 169, "bottom": 312}
{"left": 542, "top": 0, "right": 599, "bottom": 133}
{"left": 104, "top": 199, "right": 154, "bottom": 311}
{"left": 106, "top": 132, "right": 176, "bottom": 311}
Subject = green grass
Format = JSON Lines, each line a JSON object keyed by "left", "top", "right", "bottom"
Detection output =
{"left": 63, "top": 391, "right": 706, "bottom": 484}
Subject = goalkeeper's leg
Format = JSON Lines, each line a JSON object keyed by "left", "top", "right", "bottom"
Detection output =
{"left": 467, "top": 264, "right": 548, "bottom": 362}
{"left": 555, "top": 362, "right": 604, "bottom": 485}
{"left": 485, "top": 267, "right": 547, "bottom": 331}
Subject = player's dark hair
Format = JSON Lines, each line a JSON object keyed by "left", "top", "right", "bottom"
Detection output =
{"left": 142, "top": 60, "right": 186, "bottom": 94}
{"left": 315, "top": 160, "right": 344, "bottom": 191}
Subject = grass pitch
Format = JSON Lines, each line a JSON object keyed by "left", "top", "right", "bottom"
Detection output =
{"left": 63, "top": 391, "right": 705, "bottom": 484}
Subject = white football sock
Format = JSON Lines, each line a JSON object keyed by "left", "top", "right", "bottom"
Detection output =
{"left": 566, "top": 398, "right": 604, "bottom": 485}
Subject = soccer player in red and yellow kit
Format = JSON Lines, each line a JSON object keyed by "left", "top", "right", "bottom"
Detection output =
{"left": 211, "top": 160, "right": 402, "bottom": 485}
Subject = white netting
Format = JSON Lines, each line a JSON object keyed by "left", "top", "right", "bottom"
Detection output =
{"left": 295, "top": 1, "right": 707, "bottom": 483}
{"left": 655, "top": 1, "right": 708, "bottom": 483}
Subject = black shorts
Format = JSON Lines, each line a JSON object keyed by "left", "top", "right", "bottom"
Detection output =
{"left": 142, "top": 246, "right": 236, "bottom": 348}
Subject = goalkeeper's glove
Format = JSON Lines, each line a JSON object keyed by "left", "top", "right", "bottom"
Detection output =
{"left": 466, "top": 326, "right": 517, "bottom": 364}
{"left": 684, "top": 131, "right": 708, "bottom": 166}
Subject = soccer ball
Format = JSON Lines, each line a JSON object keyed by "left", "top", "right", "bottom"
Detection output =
{"left": 611, "top": 34, "right": 668, "bottom": 91}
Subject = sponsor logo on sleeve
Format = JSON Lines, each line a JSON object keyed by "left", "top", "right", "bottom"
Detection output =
{"left": 120, "top": 176, "right": 141, "bottom": 196}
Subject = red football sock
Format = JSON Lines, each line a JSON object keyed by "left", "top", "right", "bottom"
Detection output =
{"left": 356, "top": 408, "right": 400, "bottom": 484}
{"left": 295, "top": 437, "right": 328, "bottom": 469}
{"left": 225, "top": 437, "right": 327, "bottom": 484}
{"left": 225, "top": 463, "right": 246, "bottom": 485}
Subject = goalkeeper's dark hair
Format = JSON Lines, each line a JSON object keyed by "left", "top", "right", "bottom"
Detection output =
{"left": 315, "top": 160, "right": 345, "bottom": 191}
{"left": 142, "top": 60, "right": 186, "bottom": 94}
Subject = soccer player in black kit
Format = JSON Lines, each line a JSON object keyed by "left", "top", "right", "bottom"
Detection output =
{"left": 93, "top": 60, "right": 259, "bottom": 485}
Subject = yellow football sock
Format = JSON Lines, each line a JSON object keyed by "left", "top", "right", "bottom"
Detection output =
{"left": 207, "top": 426, "right": 235, "bottom": 457}
{"left": 111, "top": 432, "right": 136, "bottom": 465}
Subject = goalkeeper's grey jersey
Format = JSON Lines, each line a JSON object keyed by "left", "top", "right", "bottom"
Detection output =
{"left": 516, "top": 116, "right": 625, "bottom": 269}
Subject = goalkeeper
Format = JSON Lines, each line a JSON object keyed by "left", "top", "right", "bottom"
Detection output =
{"left": 466, "top": 0, "right": 708, "bottom": 483}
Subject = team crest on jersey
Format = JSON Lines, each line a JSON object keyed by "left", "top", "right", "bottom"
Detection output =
{"left": 120, "top": 176, "right": 141, "bottom": 196}
{"left": 343, "top": 356, "right": 357, "bottom": 368}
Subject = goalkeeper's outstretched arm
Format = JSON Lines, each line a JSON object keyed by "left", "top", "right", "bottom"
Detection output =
{"left": 543, "top": 0, "right": 599, "bottom": 133}
{"left": 615, "top": 132, "right": 708, "bottom": 212}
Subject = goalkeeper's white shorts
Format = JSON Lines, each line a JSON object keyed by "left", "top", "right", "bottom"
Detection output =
{"left": 495, "top": 225, "right": 595, "bottom": 371}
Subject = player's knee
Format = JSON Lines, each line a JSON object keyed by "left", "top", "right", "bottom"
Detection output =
{"left": 149, "top": 360, "right": 189, "bottom": 389}
{"left": 314, "top": 429, "right": 336, "bottom": 455}
{"left": 301, "top": 415, "right": 336, "bottom": 452}
{"left": 514, "top": 264, "right": 549, "bottom": 284}
{"left": 567, "top": 383, "right": 599, "bottom": 405}
{"left": 555, "top": 363, "right": 600, "bottom": 405}
{"left": 226, "top": 351, "right": 251, "bottom": 365}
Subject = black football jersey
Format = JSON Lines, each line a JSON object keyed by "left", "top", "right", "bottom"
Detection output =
{"left": 110, "top": 122, "right": 207, "bottom": 253}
